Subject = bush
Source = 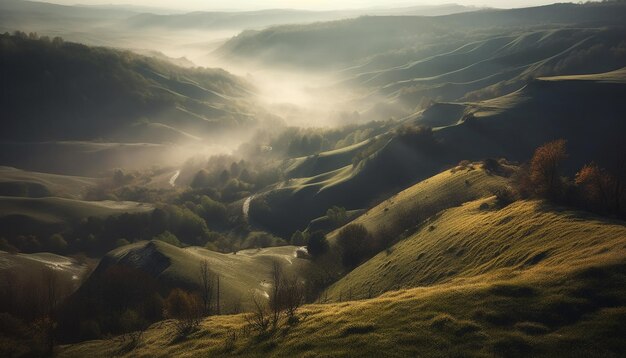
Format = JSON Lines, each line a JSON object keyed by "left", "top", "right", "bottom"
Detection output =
{"left": 153, "top": 231, "right": 181, "bottom": 247}
{"left": 529, "top": 139, "right": 568, "bottom": 201}
{"left": 337, "top": 224, "right": 371, "bottom": 268}
{"left": 290, "top": 230, "right": 308, "bottom": 246}
{"left": 326, "top": 206, "right": 347, "bottom": 226}
{"left": 493, "top": 187, "right": 517, "bottom": 207}
{"left": 306, "top": 231, "right": 328, "bottom": 258}
{"left": 47, "top": 233, "right": 67, "bottom": 253}
{"left": 575, "top": 162, "right": 624, "bottom": 216}
{"left": 482, "top": 158, "right": 500, "bottom": 174}
{"left": 163, "top": 289, "right": 203, "bottom": 336}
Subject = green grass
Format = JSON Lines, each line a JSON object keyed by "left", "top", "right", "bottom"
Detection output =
{"left": 101, "top": 241, "right": 316, "bottom": 312}
{"left": 325, "top": 164, "right": 511, "bottom": 245}
{"left": 59, "top": 198, "right": 626, "bottom": 357}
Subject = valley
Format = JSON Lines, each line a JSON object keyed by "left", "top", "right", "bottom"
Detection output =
{"left": 1, "top": 1, "right": 625, "bottom": 357}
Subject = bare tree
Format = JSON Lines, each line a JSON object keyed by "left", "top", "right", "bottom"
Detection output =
{"left": 198, "top": 260, "right": 215, "bottom": 316}
{"left": 244, "top": 291, "right": 270, "bottom": 332}
{"left": 269, "top": 261, "right": 284, "bottom": 328}
{"left": 216, "top": 274, "right": 221, "bottom": 315}
{"left": 282, "top": 276, "right": 304, "bottom": 320}
{"left": 41, "top": 267, "right": 61, "bottom": 356}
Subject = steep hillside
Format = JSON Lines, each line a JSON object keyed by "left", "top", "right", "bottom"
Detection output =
{"left": 60, "top": 199, "right": 626, "bottom": 357}
{"left": 0, "top": 33, "right": 255, "bottom": 143}
{"left": 326, "top": 197, "right": 626, "bottom": 301}
{"left": 324, "top": 165, "right": 512, "bottom": 244}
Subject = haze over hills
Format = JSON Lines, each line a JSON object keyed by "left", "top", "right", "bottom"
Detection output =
{"left": 216, "top": 2, "right": 626, "bottom": 69}
{"left": 1, "top": 1, "right": 626, "bottom": 357}
{"left": 247, "top": 68, "right": 626, "bottom": 236}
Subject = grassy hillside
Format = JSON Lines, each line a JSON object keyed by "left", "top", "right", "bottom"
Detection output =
{"left": 60, "top": 198, "right": 626, "bottom": 357}
{"left": 0, "top": 197, "right": 152, "bottom": 225}
{"left": 326, "top": 197, "right": 626, "bottom": 301}
{"left": 0, "top": 166, "right": 99, "bottom": 199}
{"left": 324, "top": 164, "right": 511, "bottom": 244}
{"left": 249, "top": 68, "right": 626, "bottom": 236}
{"left": 84, "top": 240, "right": 312, "bottom": 312}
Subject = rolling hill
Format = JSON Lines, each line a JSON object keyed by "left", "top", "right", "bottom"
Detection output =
{"left": 0, "top": 166, "right": 99, "bottom": 199}
{"left": 0, "top": 195, "right": 154, "bottom": 241}
{"left": 215, "top": 2, "right": 626, "bottom": 70}
{"left": 81, "top": 240, "right": 311, "bottom": 312}
{"left": 248, "top": 68, "right": 626, "bottom": 237}
{"left": 54, "top": 240, "right": 318, "bottom": 341}
{"left": 124, "top": 4, "right": 478, "bottom": 31}
{"left": 59, "top": 196, "right": 626, "bottom": 357}
{"left": 0, "top": 250, "right": 90, "bottom": 295}
{"left": 0, "top": 197, "right": 153, "bottom": 225}
{"left": 0, "top": 33, "right": 256, "bottom": 143}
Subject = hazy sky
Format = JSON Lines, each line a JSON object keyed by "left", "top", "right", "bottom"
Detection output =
{"left": 49, "top": 1, "right": 573, "bottom": 11}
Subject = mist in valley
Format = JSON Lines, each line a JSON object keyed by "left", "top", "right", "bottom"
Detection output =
{"left": 1, "top": 1, "right": 626, "bottom": 357}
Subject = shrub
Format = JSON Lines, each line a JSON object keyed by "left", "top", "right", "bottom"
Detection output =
{"left": 153, "top": 231, "right": 181, "bottom": 247}
{"left": 47, "top": 233, "right": 67, "bottom": 253}
{"left": 326, "top": 206, "right": 348, "bottom": 226}
{"left": 163, "top": 289, "right": 203, "bottom": 336}
{"left": 482, "top": 158, "right": 501, "bottom": 174}
{"left": 306, "top": 231, "right": 328, "bottom": 258}
{"left": 290, "top": 230, "right": 308, "bottom": 246}
{"left": 493, "top": 187, "right": 517, "bottom": 207}
{"left": 337, "top": 224, "right": 371, "bottom": 268}
{"left": 575, "top": 162, "right": 624, "bottom": 216}
{"left": 529, "top": 139, "right": 568, "bottom": 201}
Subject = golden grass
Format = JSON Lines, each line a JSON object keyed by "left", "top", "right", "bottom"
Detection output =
{"left": 61, "top": 199, "right": 626, "bottom": 357}
{"left": 326, "top": 164, "right": 510, "bottom": 245}
{"left": 107, "top": 241, "right": 316, "bottom": 312}
{"left": 325, "top": 198, "right": 626, "bottom": 301}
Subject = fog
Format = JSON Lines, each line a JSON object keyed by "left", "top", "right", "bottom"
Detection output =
{"left": 4, "top": 0, "right": 616, "bottom": 175}
{"left": 45, "top": 0, "right": 581, "bottom": 11}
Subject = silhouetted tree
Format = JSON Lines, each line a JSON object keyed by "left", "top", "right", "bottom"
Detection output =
{"left": 198, "top": 260, "right": 215, "bottom": 316}
{"left": 337, "top": 224, "right": 371, "bottom": 268}
{"left": 307, "top": 231, "right": 328, "bottom": 258}
{"left": 529, "top": 139, "right": 568, "bottom": 201}
{"left": 326, "top": 206, "right": 348, "bottom": 226}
